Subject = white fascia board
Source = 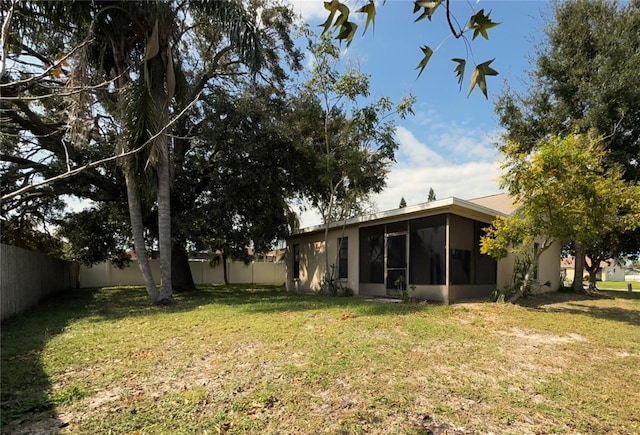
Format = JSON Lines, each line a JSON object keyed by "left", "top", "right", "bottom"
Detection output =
{"left": 292, "top": 197, "right": 508, "bottom": 236}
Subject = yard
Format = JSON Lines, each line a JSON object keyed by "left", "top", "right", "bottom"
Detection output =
{"left": 1, "top": 285, "right": 639, "bottom": 434}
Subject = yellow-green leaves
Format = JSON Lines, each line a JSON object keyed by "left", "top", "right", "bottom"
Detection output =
{"left": 356, "top": 1, "right": 376, "bottom": 35}
{"left": 321, "top": 1, "right": 501, "bottom": 97}
{"left": 468, "top": 9, "right": 500, "bottom": 40}
{"left": 415, "top": 45, "right": 433, "bottom": 78}
{"left": 452, "top": 58, "right": 466, "bottom": 91}
{"left": 321, "top": 0, "right": 357, "bottom": 46}
{"left": 413, "top": 0, "right": 443, "bottom": 22}
{"left": 468, "top": 59, "right": 499, "bottom": 99}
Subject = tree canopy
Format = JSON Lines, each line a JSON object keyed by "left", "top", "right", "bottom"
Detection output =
{"left": 481, "top": 134, "right": 640, "bottom": 301}
{"left": 494, "top": 0, "right": 640, "bottom": 290}
{"left": 1, "top": 0, "right": 306, "bottom": 302}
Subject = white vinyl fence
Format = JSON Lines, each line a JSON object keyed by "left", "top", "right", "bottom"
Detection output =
{"left": 79, "top": 259, "right": 286, "bottom": 288}
{"left": 1, "top": 244, "right": 80, "bottom": 321}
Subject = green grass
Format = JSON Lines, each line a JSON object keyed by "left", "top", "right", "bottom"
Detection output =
{"left": 2, "top": 285, "right": 640, "bottom": 434}
{"left": 595, "top": 280, "right": 640, "bottom": 291}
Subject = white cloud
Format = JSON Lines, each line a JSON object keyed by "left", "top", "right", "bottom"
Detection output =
{"left": 296, "top": 125, "right": 503, "bottom": 228}
{"left": 372, "top": 125, "right": 502, "bottom": 214}
{"left": 285, "top": 0, "right": 332, "bottom": 22}
{"left": 373, "top": 160, "right": 501, "bottom": 211}
{"left": 284, "top": 0, "right": 366, "bottom": 24}
{"left": 395, "top": 126, "right": 444, "bottom": 166}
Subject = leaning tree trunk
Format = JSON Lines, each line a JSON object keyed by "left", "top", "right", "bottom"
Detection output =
{"left": 125, "top": 172, "right": 159, "bottom": 303}
{"left": 507, "top": 265, "right": 535, "bottom": 303}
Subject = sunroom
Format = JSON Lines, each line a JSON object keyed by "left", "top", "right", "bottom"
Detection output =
{"left": 286, "top": 194, "right": 560, "bottom": 303}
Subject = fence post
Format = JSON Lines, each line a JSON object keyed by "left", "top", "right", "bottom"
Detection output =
{"left": 628, "top": 283, "right": 633, "bottom": 292}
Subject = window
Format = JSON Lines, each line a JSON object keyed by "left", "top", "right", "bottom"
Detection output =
{"left": 338, "top": 237, "right": 348, "bottom": 279}
{"left": 293, "top": 244, "right": 300, "bottom": 279}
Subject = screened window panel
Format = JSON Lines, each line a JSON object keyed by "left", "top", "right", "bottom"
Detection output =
{"left": 474, "top": 221, "right": 497, "bottom": 285}
{"left": 359, "top": 225, "right": 385, "bottom": 283}
{"left": 450, "top": 249, "right": 471, "bottom": 285}
{"left": 409, "top": 215, "right": 446, "bottom": 285}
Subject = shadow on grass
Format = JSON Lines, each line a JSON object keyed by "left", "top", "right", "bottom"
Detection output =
{"left": 207, "top": 284, "right": 433, "bottom": 315}
{"left": 1, "top": 287, "right": 102, "bottom": 432}
{"left": 516, "top": 289, "right": 640, "bottom": 327}
{"left": 0, "top": 283, "right": 434, "bottom": 431}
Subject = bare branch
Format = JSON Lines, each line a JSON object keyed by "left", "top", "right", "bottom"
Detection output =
{"left": 2, "top": 90, "right": 203, "bottom": 202}
{"left": 1, "top": 38, "right": 96, "bottom": 89}
{"left": 0, "top": 0, "right": 16, "bottom": 77}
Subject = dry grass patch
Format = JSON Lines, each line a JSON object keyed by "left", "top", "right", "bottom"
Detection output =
{"left": 2, "top": 285, "right": 639, "bottom": 434}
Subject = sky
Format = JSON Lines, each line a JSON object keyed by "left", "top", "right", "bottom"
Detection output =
{"left": 285, "top": 0, "right": 552, "bottom": 227}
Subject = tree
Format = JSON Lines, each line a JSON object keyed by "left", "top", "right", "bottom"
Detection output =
{"left": 428, "top": 187, "right": 436, "bottom": 202}
{"left": 2, "top": 0, "right": 301, "bottom": 302}
{"left": 494, "top": 0, "right": 640, "bottom": 292}
{"left": 321, "top": 0, "right": 501, "bottom": 98}
{"left": 172, "top": 83, "right": 310, "bottom": 285}
{"left": 399, "top": 197, "right": 407, "bottom": 208}
{"left": 481, "top": 134, "right": 640, "bottom": 302}
{"left": 297, "top": 35, "right": 414, "bottom": 287}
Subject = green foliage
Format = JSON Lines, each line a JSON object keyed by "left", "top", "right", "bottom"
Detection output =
{"left": 468, "top": 9, "right": 500, "bottom": 40}
{"left": 428, "top": 187, "right": 436, "bottom": 202}
{"left": 299, "top": 35, "right": 414, "bottom": 225}
{"left": 320, "top": 270, "right": 354, "bottom": 297}
{"left": 483, "top": 134, "right": 640, "bottom": 264}
{"left": 415, "top": 45, "right": 434, "bottom": 78}
{"left": 58, "top": 205, "right": 132, "bottom": 268}
{"left": 495, "top": 0, "right": 640, "bottom": 181}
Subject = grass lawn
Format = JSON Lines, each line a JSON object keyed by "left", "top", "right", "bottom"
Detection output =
{"left": 2, "top": 285, "right": 639, "bottom": 434}
{"left": 594, "top": 280, "right": 640, "bottom": 291}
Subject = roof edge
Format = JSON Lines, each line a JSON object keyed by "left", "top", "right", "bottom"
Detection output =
{"left": 292, "top": 196, "right": 507, "bottom": 236}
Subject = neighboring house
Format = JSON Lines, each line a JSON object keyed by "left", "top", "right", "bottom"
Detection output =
{"left": 624, "top": 267, "right": 640, "bottom": 282}
{"left": 286, "top": 194, "right": 561, "bottom": 303}
{"left": 561, "top": 257, "right": 626, "bottom": 282}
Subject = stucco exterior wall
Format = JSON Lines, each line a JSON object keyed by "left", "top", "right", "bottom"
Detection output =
{"left": 497, "top": 240, "right": 561, "bottom": 293}
{"left": 287, "top": 226, "right": 359, "bottom": 294}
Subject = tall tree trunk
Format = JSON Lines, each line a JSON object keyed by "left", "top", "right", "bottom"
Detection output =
{"left": 156, "top": 141, "right": 173, "bottom": 304}
{"left": 125, "top": 172, "right": 159, "bottom": 303}
{"left": 571, "top": 244, "right": 586, "bottom": 293}
{"left": 172, "top": 243, "right": 196, "bottom": 292}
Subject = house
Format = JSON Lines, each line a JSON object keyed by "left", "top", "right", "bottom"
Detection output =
{"left": 286, "top": 194, "right": 561, "bottom": 303}
{"left": 560, "top": 257, "right": 626, "bottom": 283}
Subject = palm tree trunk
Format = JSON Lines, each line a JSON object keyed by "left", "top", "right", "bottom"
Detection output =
{"left": 156, "top": 147, "right": 173, "bottom": 303}
{"left": 125, "top": 172, "right": 159, "bottom": 303}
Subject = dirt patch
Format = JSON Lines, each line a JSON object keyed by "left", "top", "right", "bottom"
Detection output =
{"left": 502, "top": 327, "right": 587, "bottom": 345}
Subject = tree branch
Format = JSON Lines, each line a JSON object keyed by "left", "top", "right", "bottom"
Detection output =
{"left": 2, "top": 90, "right": 203, "bottom": 202}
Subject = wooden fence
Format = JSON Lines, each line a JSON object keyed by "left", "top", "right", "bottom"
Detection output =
{"left": 1, "top": 244, "right": 80, "bottom": 322}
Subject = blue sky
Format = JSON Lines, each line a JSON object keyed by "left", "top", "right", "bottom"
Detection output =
{"left": 286, "top": 0, "right": 552, "bottom": 227}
